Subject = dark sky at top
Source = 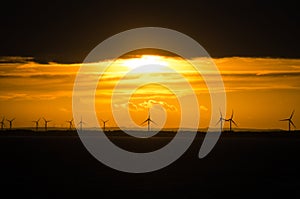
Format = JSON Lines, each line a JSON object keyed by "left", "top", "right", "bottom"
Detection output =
{"left": 1, "top": 0, "right": 299, "bottom": 63}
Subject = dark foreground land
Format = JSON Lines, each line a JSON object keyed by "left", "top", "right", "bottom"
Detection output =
{"left": 0, "top": 130, "right": 300, "bottom": 198}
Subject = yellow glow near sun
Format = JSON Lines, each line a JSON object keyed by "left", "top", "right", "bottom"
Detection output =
{"left": 122, "top": 55, "right": 168, "bottom": 69}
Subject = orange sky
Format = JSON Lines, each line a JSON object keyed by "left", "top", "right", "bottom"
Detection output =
{"left": 0, "top": 55, "right": 299, "bottom": 130}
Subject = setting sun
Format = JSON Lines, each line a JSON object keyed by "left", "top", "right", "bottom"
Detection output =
{"left": 122, "top": 55, "right": 168, "bottom": 70}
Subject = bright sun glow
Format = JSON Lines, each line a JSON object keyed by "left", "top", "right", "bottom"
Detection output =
{"left": 122, "top": 55, "right": 168, "bottom": 69}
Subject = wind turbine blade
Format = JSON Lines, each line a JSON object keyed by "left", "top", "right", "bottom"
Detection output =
{"left": 219, "top": 109, "right": 222, "bottom": 118}
{"left": 12, "top": 118, "right": 15, "bottom": 121}
{"left": 141, "top": 120, "right": 148, "bottom": 125}
{"left": 149, "top": 119, "right": 157, "bottom": 125}
{"left": 231, "top": 110, "right": 234, "bottom": 119}
{"left": 232, "top": 120, "right": 238, "bottom": 127}
{"left": 279, "top": 119, "right": 289, "bottom": 121}
{"left": 290, "top": 110, "right": 295, "bottom": 119}
{"left": 290, "top": 120, "right": 296, "bottom": 128}
{"left": 140, "top": 122, "right": 148, "bottom": 126}
{"left": 216, "top": 119, "right": 221, "bottom": 126}
{"left": 43, "top": 117, "right": 46, "bottom": 122}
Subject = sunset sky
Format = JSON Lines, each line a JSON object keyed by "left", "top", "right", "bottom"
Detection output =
{"left": 1, "top": 1, "right": 299, "bottom": 130}
{"left": 0, "top": 54, "right": 299, "bottom": 130}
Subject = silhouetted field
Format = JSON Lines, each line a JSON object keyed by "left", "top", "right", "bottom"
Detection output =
{"left": 0, "top": 130, "right": 300, "bottom": 198}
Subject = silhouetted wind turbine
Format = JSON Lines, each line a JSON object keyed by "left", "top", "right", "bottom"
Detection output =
{"left": 141, "top": 109, "right": 156, "bottom": 132}
{"left": 101, "top": 119, "right": 109, "bottom": 133}
{"left": 280, "top": 110, "right": 296, "bottom": 132}
{"left": 66, "top": 119, "right": 73, "bottom": 130}
{"left": 216, "top": 110, "right": 225, "bottom": 132}
{"left": 0, "top": 117, "right": 5, "bottom": 131}
{"left": 225, "top": 110, "right": 238, "bottom": 132}
{"left": 43, "top": 117, "right": 51, "bottom": 131}
{"left": 78, "top": 117, "right": 86, "bottom": 132}
{"left": 32, "top": 118, "right": 40, "bottom": 131}
{"left": 6, "top": 118, "right": 15, "bottom": 130}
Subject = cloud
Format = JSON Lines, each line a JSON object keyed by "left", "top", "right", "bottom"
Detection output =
{"left": 113, "top": 100, "right": 178, "bottom": 112}
{"left": 0, "top": 74, "right": 22, "bottom": 78}
{"left": 137, "top": 99, "right": 177, "bottom": 111}
{"left": 255, "top": 71, "right": 300, "bottom": 77}
{"left": 200, "top": 105, "right": 208, "bottom": 111}
{"left": 0, "top": 93, "right": 57, "bottom": 101}
{"left": 0, "top": 56, "right": 34, "bottom": 63}
{"left": 59, "top": 108, "right": 69, "bottom": 112}
{"left": 128, "top": 102, "right": 139, "bottom": 111}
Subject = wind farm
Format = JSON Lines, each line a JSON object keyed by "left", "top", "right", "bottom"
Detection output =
{"left": 0, "top": 107, "right": 298, "bottom": 133}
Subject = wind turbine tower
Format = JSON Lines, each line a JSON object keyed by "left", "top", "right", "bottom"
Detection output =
{"left": 32, "top": 118, "right": 40, "bottom": 131}
{"left": 141, "top": 109, "right": 156, "bottom": 132}
{"left": 101, "top": 119, "right": 109, "bottom": 133}
{"left": 78, "top": 117, "right": 85, "bottom": 132}
{"left": 216, "top": 110, "right": 225, "bottom": 132}
{"left": 66, "top": 119, "right": 73, "bottom": 130}
{"left": 6, "top": 118, "right": 15, "bottom": 130}
{"left": 0, "top": 117, "right": 5, "bottom": 131}
{"left": 43, "top": 117, "right": 51, "bottom": 131}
